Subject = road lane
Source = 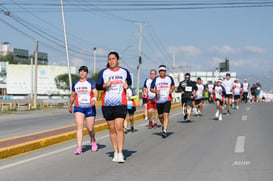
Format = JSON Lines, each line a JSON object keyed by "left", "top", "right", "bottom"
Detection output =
{"left": 0, "top": 102, "right": 273, "bottom": 181}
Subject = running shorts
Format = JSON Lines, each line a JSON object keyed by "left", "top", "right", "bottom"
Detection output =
{"left": 215, "top": 99, "right": 223, "bottom": 105}
{"left": 127, "top": 107, "right": 136, "bottom": 115}
{"left": 102, "top": 105, "right": 127, "bottom": 121}
{"left": 194, "top": 99, "right": 203, "bottom": 105}
{"left": 234, "top": 95, "right": 241, "bottom": 100}
{"left": 142, "top": 98, "right": 148, "bottom": 104}
{"left": 182, "top": 98, "right": 193, "bottom": 107}
{"left": 74, "top": 106, "right": 96, "bottom": 118}
{"left": 225, "top": 94, "right": 233, "bottom": 98}
{"left": 156, "top": 101, "right": 171, "bottom": 115}
{"left": 147, "top": 99, "right": 157, "bottom": 110}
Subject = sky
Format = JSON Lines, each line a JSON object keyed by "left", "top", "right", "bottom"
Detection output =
{"left": 1, "top": 0, "right": 273, "bottom": 91}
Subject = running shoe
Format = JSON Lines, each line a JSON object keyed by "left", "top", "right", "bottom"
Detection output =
{"left": 148, "top": 121, "right": 153, "bottom": 129}
{"left": 91, "top": 141, "right": 98, "bottom": 152}
{"left": 162, "top": 130, "right": 167, "bottom": 138}
{"left": 123, "top": 127, "right": 128, "bottom": 134}
{"left": 215, "top": 110, "right": 219, "bottom": 118}
{"left": 227, "top": 111, "right": 230, "bottom": 115}
{"left": 236, "top": 105, "right": 239, "bottom": 110}
{"left": 117, "top": 153, "right": 125, "bottom": 163}
{"left": 112, "top": 152, "right": 118, "bottom": 162}
{"left": 153, "top": 123, "right": 158, "bottom": 129}
{"left": 218, "top": 114, "right": 222, "bottom": 121}
{"left": 74, "top": 147, "right": 82, "bottom": 155}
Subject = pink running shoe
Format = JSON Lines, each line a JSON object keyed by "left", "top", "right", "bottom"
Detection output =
{"left": 74, "top": 147, "right": 82, "bottom": 155}
{"left": 91, "top": 141, "right": 98, "bottom": 152}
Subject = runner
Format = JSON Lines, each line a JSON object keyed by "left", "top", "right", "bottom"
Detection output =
{"left": 213, "top": 79, "right": 226, "bottom": 121}
{"left": 242, "top": 79, "right": 250, "bottom": 103}
{"left": 143, "top": 69, "right": 158, "bottom": 129}
{"left": 250, "top": 84, "right": 257, "bottom": 102}
{"left": 207, "top": 80, "right": 214, "bottom": 104}
{"left": 150, "top": 65, "right": 175, "bottom": 138}
{"left": 96, "top": 51, "right": 132, "bottom": 163}
{"left": 255, "top": 80, "right": 262, "bottom": 102}
{"left": 222, "top": 73, "right": 234, "bottom": 115}
{"left": 233, "top": 78, "right": 242, "bottom": 109}
{"left": 193, "top": 77, "right": 205, "bottom": 117}
{"left": 176, "top": 73, "right": 197, "bottom": 123}
{"left": 142, "top": 82, "right": 149, "bottom": 122}
{"left": 69, "top": 66, "right": 98, "bottom": 155}
{"left": 124, "top": 86, "right": 137, "bottom": 133}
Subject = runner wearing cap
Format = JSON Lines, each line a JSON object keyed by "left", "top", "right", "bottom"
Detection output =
{"left": 150, "top": 65, "right": 175, "bottom": 138}
{"left": 69, "top": 66, "right": 98, "bottom": 155}
{"left": 233, "top": 78, "right": 242, "bottom": 109}
{"left": 213, "top": 79, "right": 226, "bottom": 121}
{"left": 193, "top": 77, "right": 205, "bottom": 117}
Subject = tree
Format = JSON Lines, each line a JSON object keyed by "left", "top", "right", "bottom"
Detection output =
{"left": 55, "top": 73, "right": 80, "bottom": 90}
{"left": 0, "top": 52, "right": 15, "bottom": 63}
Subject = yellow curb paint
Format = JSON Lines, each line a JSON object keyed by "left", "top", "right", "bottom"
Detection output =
{"left": 0, "top": 103, "right": 181, "bottom": 159}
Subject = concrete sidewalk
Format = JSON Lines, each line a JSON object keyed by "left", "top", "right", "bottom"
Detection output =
{"left": 0, "top": 103, "right": 181, "bottom": 159}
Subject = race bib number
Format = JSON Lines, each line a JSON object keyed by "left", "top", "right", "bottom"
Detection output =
{"left": 160, "top": 89, "right": 168, "bottom": 98}
{"left": 109, "top": 84, "right": 123, "bottom": 94}
{"left": 185, "top": 86, "right": 192, "bottom": 92}
{"left": 79, "top": 95, "right": 90, "bottom": 104}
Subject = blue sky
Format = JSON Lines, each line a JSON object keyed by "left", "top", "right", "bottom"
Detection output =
{"left": 1, "top": 1, "right": 273, "bottom": 91}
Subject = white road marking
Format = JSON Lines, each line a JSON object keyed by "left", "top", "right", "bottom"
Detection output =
{"left": 242, "top": 115, "right": 248, "bottom": 121}
{"left": 232, "top": 160, "right": 251, "bottom": 166}
{"left": 246, "top": 107, "right": 251, "bottom": 111}
{"left": 234, "top": 136, "right": 245, "bottom": 153}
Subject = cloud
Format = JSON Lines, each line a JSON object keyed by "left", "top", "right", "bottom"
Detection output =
{"left": 230, "top": 59, "right": 247, "bottom": 67}
{"left": 71, "top": 57, "right": 84, "bottom": 67}
{"left": 243, "top": 46, "right": 265, "bottom": 53}
{"left": 208, "top": 45, "right": 239, "bottom": 55}
{"left": 167, "top": 46, "right": 201, "bottom": 57}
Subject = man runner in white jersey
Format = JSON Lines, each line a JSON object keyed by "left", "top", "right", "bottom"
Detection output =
{"left": 150, "top": 65, "right": 175, "bottom": 138}
{"left": 222, "top": 73, "right": 233, "bottom": 115}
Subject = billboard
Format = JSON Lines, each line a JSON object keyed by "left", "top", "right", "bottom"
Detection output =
{"left": 7, "top": 64, "right": 76, "bottom": 95}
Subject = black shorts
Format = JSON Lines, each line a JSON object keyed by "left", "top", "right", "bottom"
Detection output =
{"left": 182, "top": 98, "right": 193, "bottom": 107}
{"left": 156, "top": 101, "right": 171, "bottom": 115}
{"left": 102, "top": 105, "right": 127, "bottom": 121}
{"left": 142, "top": 98, "right": 148, "bottom": 104}
{"left": 225, "top": 94, "right": 233, "bottom": 98}
{"left": 215, "top": 99, "right": 224, "bottom": 105}
{"left": 194, "top": 99, "right": 203, "bottom": 105}
{"left": 127, "top": 107, "right": 136, "bottom": 115}
{"left": 234, "top": 95, "right": 241, "bottom": 100}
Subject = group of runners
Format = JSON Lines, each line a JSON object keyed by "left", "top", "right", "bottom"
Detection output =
{"left": 68, "top": 51, "right": 175, "bottom": 163}
{"left": 68, "top": 51, "right": 259, "bottom": 163}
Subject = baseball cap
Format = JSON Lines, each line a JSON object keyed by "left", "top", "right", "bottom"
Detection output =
{"left": 159, "top": 65, "right": 166, "bottom": 71}
{"left": 79, "top": 66, "right": 88, "bottom": 73}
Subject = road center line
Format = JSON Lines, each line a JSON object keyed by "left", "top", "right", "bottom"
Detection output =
{"left": 235, "top": 136, "right": 245, "bottom": 153}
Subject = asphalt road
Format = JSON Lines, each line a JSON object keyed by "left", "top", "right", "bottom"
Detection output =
{"left": 0, "top": 106, "right": 142, "bottom": 139}
{"left": 0, "top": 102, "right": 273, "bottom": 181}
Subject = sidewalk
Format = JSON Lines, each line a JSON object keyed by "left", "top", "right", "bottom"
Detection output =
{"left": 0, "top": 103, "right": 181, "bottom": 159}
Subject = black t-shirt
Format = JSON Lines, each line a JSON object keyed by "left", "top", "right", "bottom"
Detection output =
{"left": 177, "top": 80, "right": 197, "bottom": 99}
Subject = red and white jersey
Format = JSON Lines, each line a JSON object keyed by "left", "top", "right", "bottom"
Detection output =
{"left": 213, "top": 85, "right": 226, "bottom": 101}
{"left": 208, "top": 83, "right": 214, "bottom": 93}
{"left": 233, "top": 82, "right": 242, "bottom": 95}
{"left": 143, "top": 78, "right": 156, "bottom": 100}
{"left": 195, "top": 83, "right": 205, "bottom": 100}
{"left": 97, "top": 66, "right": 132, "bottom": 106}
{"left": 150, "top": 75, "right": 174, "bottom": 104}
{"left": 72, "top": 78, "right": 96, "bottom": 108}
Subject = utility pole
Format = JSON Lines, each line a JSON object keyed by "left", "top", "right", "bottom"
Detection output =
{"left": 93, "top": 47, "right": 96, "bottom": 74}
{"left": 33, "top": 40, "right": 38, "bottom": 109}
{"left": 60, "top": 0, "right": 72, "bottom": 92}
{"left": 136, "top": 22, "right": 143, "bottom": 97}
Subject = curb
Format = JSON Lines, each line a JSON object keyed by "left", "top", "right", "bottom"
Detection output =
{"left": 0, "top": 103, "right": 181, "bottom": 159}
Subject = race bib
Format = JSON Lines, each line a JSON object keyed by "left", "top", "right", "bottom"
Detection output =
{"left": 109, "top": 84, "right": 123, "bottom": 94}
{"left": 185, "top": 86, "right": 192, "bottom": 92}
{"left": 160, "top": 89, "right": 168, "bottom": 98}
{"left": 79, "top": 95, "right": 90, "bottom": 104}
